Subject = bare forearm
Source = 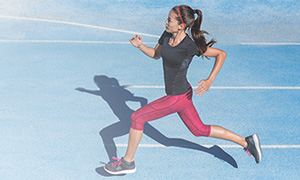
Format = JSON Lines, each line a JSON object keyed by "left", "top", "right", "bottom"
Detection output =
{"left": 138, "top": 44, "right": 155, "bottom": 58}
{"left": 130, "top": 35, "right": 161, "bottom": 60}
{"left": 207, "top": 51, "right": 226, "bottom": 82}
{"left": 195, "top": 47, "right": 227, "bottom": 96}
{"left": 138, "top": 44, "right": 160, "bottom": 60}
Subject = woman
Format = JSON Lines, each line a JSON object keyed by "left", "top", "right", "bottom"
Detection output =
{"left": 104, "top": 5, "right": 262, "bottom": 175}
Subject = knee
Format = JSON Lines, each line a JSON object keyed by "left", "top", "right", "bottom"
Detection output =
{"left": 130, "top": 111, "right": 144, "bottom": 131}
{"left": 130, "top": 111, "right": 138, "bottom": 121}
{"left": 193, "top": 132, "right": 207, "bottom": 137}
{"left": 130, "top": 111, "right": 139, "bottom": 125}
{"left": 192, "top": 125, "right": 211, "bottom": 137}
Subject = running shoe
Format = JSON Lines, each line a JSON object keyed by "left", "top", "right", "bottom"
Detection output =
{"left": 244, "top": 133, "right": 262, "bottom": 163}
{"left": 104, "top": 157, "right": 136, "bottom": 175}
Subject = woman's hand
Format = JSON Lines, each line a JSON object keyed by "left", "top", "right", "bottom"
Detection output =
{"left": 129, "top": 35, "right": 143, "bottom": 48}
{"left": 194, "top": 79, "right": 213, "bottom": 95}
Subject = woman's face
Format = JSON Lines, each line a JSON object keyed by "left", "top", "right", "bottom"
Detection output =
{"left": 165, "top": 10, "right": 181, "bottom": 33}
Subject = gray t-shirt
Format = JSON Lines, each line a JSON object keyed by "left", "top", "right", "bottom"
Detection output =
{"left": 158, "top": 31, "right": 206, "bottom": 95}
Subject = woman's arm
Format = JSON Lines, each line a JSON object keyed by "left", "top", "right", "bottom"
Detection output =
{"left": 194, "top": 47, "right": 227, "bottom": 96}
{"left": 129, "top": 35, "right": 162, "bottom": 60}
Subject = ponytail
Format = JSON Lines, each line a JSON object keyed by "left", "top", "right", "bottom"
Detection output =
{"left": 173, "top": 6, "right": 216, "bottom": 55}
{"left": 191, "top": 9, "right": 216, "bottom": 54}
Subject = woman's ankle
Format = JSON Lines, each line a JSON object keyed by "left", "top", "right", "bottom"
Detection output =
{"left": 123, "top": 156, "right": 134, "bottom": 163}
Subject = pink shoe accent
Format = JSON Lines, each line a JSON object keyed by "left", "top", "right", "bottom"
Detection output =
{"left": 111, "top": 157, "right": 122, "bottom": 166}
{"left": 245, "top": 149, "right": 252, "bottom": 157}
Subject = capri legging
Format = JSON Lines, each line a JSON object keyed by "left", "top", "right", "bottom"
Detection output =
{"left": 130, "top": 88, "right": 211, "bottom": 137}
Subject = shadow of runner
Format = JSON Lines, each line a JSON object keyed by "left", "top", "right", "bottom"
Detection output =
{"left": 76, "top": 75, "right": 237, "bottom": 176}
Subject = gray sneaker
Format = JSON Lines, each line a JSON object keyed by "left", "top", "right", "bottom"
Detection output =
{"left": 104, "top": 157, "right": 136, "bottom": 175}
{"left": 244, "top": 133, "right": 262, "bottom": 163}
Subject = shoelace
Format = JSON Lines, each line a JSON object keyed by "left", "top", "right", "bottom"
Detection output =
{"left": 111, "top": 157, "right": 123, "bottom": 167}
{"left": 245, "top": 149, "right": 252, "bottom": 157}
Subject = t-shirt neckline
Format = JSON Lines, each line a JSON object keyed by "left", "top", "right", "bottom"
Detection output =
{"left": 167, "top": 34, "right": 188, "bottom": 48}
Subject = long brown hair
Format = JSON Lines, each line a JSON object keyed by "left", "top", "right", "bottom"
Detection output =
{"left": 172, "top": 5, "right": 216, "bottom": 54}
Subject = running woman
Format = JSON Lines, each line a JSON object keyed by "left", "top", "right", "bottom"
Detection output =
{"left": 104, "top": 5, "right": 262, "bottom": 175}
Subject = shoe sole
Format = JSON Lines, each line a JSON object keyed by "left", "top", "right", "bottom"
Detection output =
{"left": 253, "top": 133, "right": 262, "bottom": 163}
{"left": 104, "top": 166, "right": 136, "bottom": 175}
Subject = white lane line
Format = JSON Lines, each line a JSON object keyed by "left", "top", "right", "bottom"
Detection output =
{"left": 116, "top": 144, "right": 300, "bottom": 148}
{"left": 2, "top": 40, "right": 299, "bottom": 46}
{"left": 0, "top": 40, "right": 157, "bottom": 44}
{"left": 241, "top": 42, "right": 300, "bottom": 46}
{"left": 210, "top": 86, "right": 300, "bottom": 90}
{"left": 127, "top": 86, "right": 300, "bottom": 90}
{"left": 0, "top": 15, "right": 160, "bottom": 38}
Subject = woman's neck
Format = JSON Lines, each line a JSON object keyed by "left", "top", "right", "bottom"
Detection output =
{"left": 169, "top": 30, "right": 186, "bottom": 46}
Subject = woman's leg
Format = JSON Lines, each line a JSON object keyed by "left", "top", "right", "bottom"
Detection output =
{"left": 178, "top": 98, "right": 262, "bottom": 163}
{"left": 209, "top": 125, "right": 247, "bottom": 148}
{"left": 123, "top": 95, "right": 182, "bottom": 162}
{"left": 209, "top": 126, "right": 261, "bottom": 163}
{"left": 124, "top": 128, "right": 143, "bottom": 162}
{"left": 178, "top": 100, "right": 247, "bottom": 148}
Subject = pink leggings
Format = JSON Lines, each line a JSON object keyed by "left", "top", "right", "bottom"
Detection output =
{"left": 131, "top": 88, "right": 211, "bottom": 137}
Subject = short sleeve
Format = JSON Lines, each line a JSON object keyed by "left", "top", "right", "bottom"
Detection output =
{"left": 187, "top": 41, "right": 207, "bottom": 57}
{"left": 187, "top": 41, "right": 200, "bottom": 57}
